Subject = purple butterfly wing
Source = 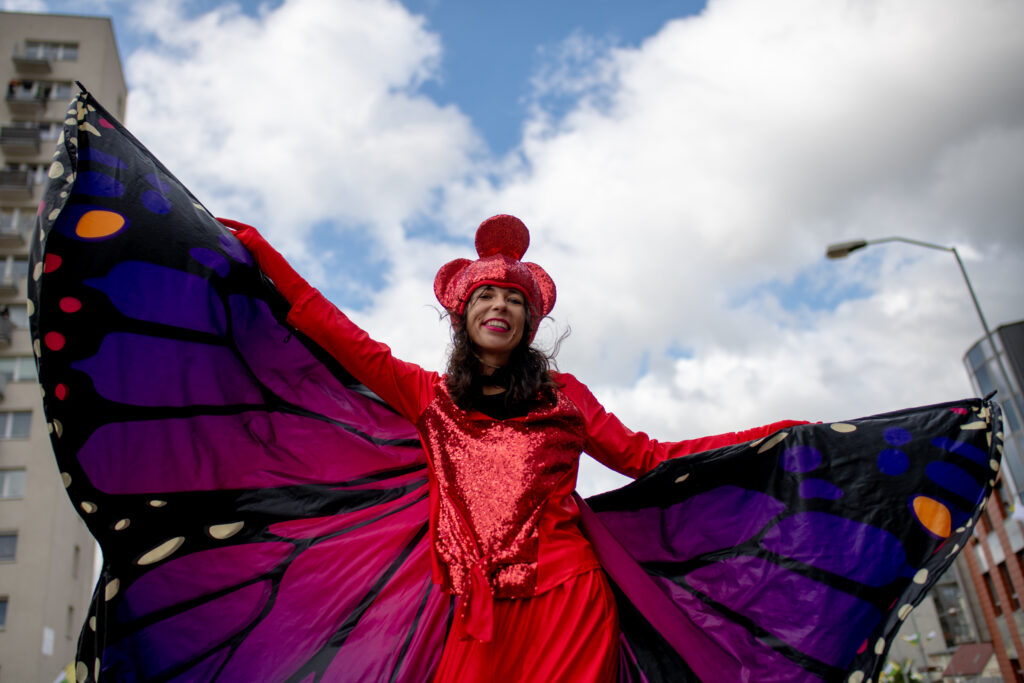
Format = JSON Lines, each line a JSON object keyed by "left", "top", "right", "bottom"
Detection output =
{"left": 585, "top": 400, "right": 1002, "bottom": 682}
{"left": 29, "top": 89, "right": 451, "bottom": 682}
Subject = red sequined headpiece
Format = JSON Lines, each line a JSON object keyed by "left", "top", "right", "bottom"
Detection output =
{"left": 434, "top": 215, "right": 556, "bottom": 338}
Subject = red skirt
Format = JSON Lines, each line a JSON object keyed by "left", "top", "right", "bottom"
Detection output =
{"left": 433, "top": 569, "right": 619, "bottom": 682}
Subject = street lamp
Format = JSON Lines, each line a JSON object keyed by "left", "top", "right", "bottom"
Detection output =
{"left": 827, "top": 235, "right": 1021, "bottom": 679}
{"left": 825, "top": 235, "right": 1016, "bottom": 406}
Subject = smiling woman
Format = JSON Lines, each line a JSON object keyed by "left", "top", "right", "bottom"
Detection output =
{"left": 30, "top": 89, "right": 1004, "bottom": 683}
{"left": 228, "top": 212, "right": 807, "bottom": 681}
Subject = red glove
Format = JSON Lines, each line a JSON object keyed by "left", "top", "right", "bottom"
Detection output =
{"left": 218, "top": 218, "right": 312, "bottom": 306}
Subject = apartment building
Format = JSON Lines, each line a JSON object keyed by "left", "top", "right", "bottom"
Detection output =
{"left": 960, "top": 320, "right": 1024, "bottom": 682}
{"left": 880, "top": 324, "right": 1024, "bottom": 681}
{"left": 0, "top": 11, "right": 126, "bottom": 682}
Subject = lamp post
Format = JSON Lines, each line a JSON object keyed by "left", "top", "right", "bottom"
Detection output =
{"left": 829, "top": 235, "right": 1019, "bottom": 681}
{"left": 825, "top": 236, "right": 1017, "bottom": 410}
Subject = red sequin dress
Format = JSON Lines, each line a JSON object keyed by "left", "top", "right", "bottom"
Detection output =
{"left": 280, "top": 287, "right": 800, "bottom": 681}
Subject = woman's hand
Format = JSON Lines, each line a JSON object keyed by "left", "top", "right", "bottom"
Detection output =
{"left": 216, "top": 218, "right": 313, "bottom": 305}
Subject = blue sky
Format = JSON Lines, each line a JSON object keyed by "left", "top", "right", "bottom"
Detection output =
{"left": 5, "top": 0, "right": 1023, "bottom": 495}
{"left": 42, "top": 0, "right": 707, "bottom": 155}
{"left": 402, "top": 0, "right": 706, "bottom": 153}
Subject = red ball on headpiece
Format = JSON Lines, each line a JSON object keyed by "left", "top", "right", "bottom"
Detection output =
{"left": 434, "top": 214, "right": 556, "bottom": 341}
{"left": 475, "top": 214, "right": 529, "bottom": 260}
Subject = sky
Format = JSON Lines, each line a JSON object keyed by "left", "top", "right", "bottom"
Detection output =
{"left": 5, "top": 0, "right": 1023, "bottom": 496}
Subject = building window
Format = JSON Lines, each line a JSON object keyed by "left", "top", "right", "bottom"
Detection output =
{"left": 0, "top": 207, "right": 32, "bottom": 235}
{"left": 72, "top": 544, "right": 80, "bottom": 579}
{"left": 1, "top": 255, "right": 29, "bottom": 283}
{"left": 0, "top": 470, "right": 25, "bottom": 499}
{"left": 993, "top": 479, "right": 1010, "bottom": 519}
{"left": 7, "top": 120, "right": 62, "bottom": 140}
{"left": 0, "top": 411, "right": 32, "bottom": 439}
{"left": 5, "top": 80, "right": 73, "bottom": 102}
{"left": 1002, "top": 396, "right": 1022, "bottom": 433}
{"left": 65, "top": 605, "right": 74, "bottom": 639}
{"left": 0, "top": 533, "right": 16, "bottom": 561}
{"left": 39, "top": 121, "right": 62, "bottom": 140}
{"left": 973, "top": 362, "right": 996, "bottom": 396}
{"left": 0, "top": 357, "right": 36, "bottom": 382}
{"left": 23, "top": 41, "right": 78, "bottom": 61}
{"left": 933, "top": 581, "right": 974, "bottom": 645}
{"left": 3, "top": 162, "right": 48, "bottom": 185}
{"left": 966, "top": 343, "right": 988, "bottom": 370}
{"left": 49, "top": 81, "right": 74, "bottom": 100}
{"left": 0, "top": 596, "right": 7, "bottom": 629}
{"left": 2, "top": 304, "right": 28, "bottom": 330}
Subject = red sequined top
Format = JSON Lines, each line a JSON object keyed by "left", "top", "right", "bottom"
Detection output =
{"left": 281, "top": 287, "right": 803, "bottom": 640}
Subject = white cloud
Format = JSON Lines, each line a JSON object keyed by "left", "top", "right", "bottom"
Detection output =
{"left": 1, "top": 0, "right": 48, "bottom": 10}
{"left": 122, "top": 0, "right": 480, "bottom": 277}
{"left": 426, "top": 0, "right": 1024, "bottom": 493}
{"left": 102, "top": 0, "right": 1023, "bottom": 496}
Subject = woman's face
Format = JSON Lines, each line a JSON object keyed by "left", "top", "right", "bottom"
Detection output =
{"left": 464, "top": 285, "right": 527, "bottom": 368}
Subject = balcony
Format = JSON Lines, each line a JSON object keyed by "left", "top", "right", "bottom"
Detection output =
{"left": 0, "top": 277, "right": 17, "bottom": 297}
{"left": 0, "top": 170, "right": 34, "bottom": 200}
{"left": 0, "top": 316, "right": 12, "bottom": 349}
{"left": 11, "top": 48, "right": 53, "bottom": 74}
{"left": 0, "top": 126, "right": 41, "bottom": 155}
{"left": 5, "top": 87, "right": 47, "bottom": 115}
{"left": 0, "top": 214, "right": 31, "bottom": 248}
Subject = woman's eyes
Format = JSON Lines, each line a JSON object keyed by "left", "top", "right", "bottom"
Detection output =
{"left": 474, "top": 291, "right": 522, "bottom": 305}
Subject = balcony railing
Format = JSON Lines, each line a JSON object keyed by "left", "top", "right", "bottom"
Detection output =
{"left": 0, "top": 170, "right": 34, "bottom": 200}
{"left": 0, "top": 229, "right": 28, "bottom": 250}
{"left": 0, "top": 317, "right": 13, "bottom": 348}
{"left": 0, "top": 213, "right": 32, "bottom": 247}
{"left": 5, "top": 89, "right": 48, "bottom": 114}
{"left": 0, "top": 126, "right": 41, "bottom": 154}
{"left": 12, "top": 48, "right": 53, "bottom": 73}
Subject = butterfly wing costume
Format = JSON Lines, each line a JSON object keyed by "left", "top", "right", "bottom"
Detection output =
{"left": 29, "top": 89, "right": 1003, "bottom": 682}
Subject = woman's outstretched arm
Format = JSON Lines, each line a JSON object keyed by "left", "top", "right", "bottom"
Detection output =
{"left": 221, "top": 219, "right": 437, "bottom": 422}
{"left": 557, "top": 372, "right": 806, "bottom": 478}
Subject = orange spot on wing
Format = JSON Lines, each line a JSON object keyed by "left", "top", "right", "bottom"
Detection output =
{"left": 76, "top": 210, "right": 125, "bottom": 239}
{"left": 912, "top": 496, "right": 952, "bottom": 538}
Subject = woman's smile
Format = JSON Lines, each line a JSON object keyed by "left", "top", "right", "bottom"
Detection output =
{"left": 482, "top": 318, "right": 511, "bottom": 332}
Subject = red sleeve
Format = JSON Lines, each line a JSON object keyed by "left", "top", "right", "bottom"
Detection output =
{"left": 557, "top": 372, "right": 807, "bottom": 479}
{"left": 287, "top": 290, "right": 437, "bottom": 422}
{"left": 221, "top": 219, "right": 437, "bottom": 422}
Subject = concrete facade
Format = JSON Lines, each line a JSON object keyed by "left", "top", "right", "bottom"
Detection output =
{"left": 0, "top": 11, "right": 126, "bottom": 682}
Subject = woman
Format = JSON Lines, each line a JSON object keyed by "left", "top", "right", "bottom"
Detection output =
{"left": 222, "top": 213, "right": 804, "bottom": 681}
{"left": 32, "top": 91, "right": 1000, "bottom": 683}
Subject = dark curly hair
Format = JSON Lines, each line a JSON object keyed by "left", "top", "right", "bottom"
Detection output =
{"left": 444, "top": 307, "right": 561, "bottom": 413}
